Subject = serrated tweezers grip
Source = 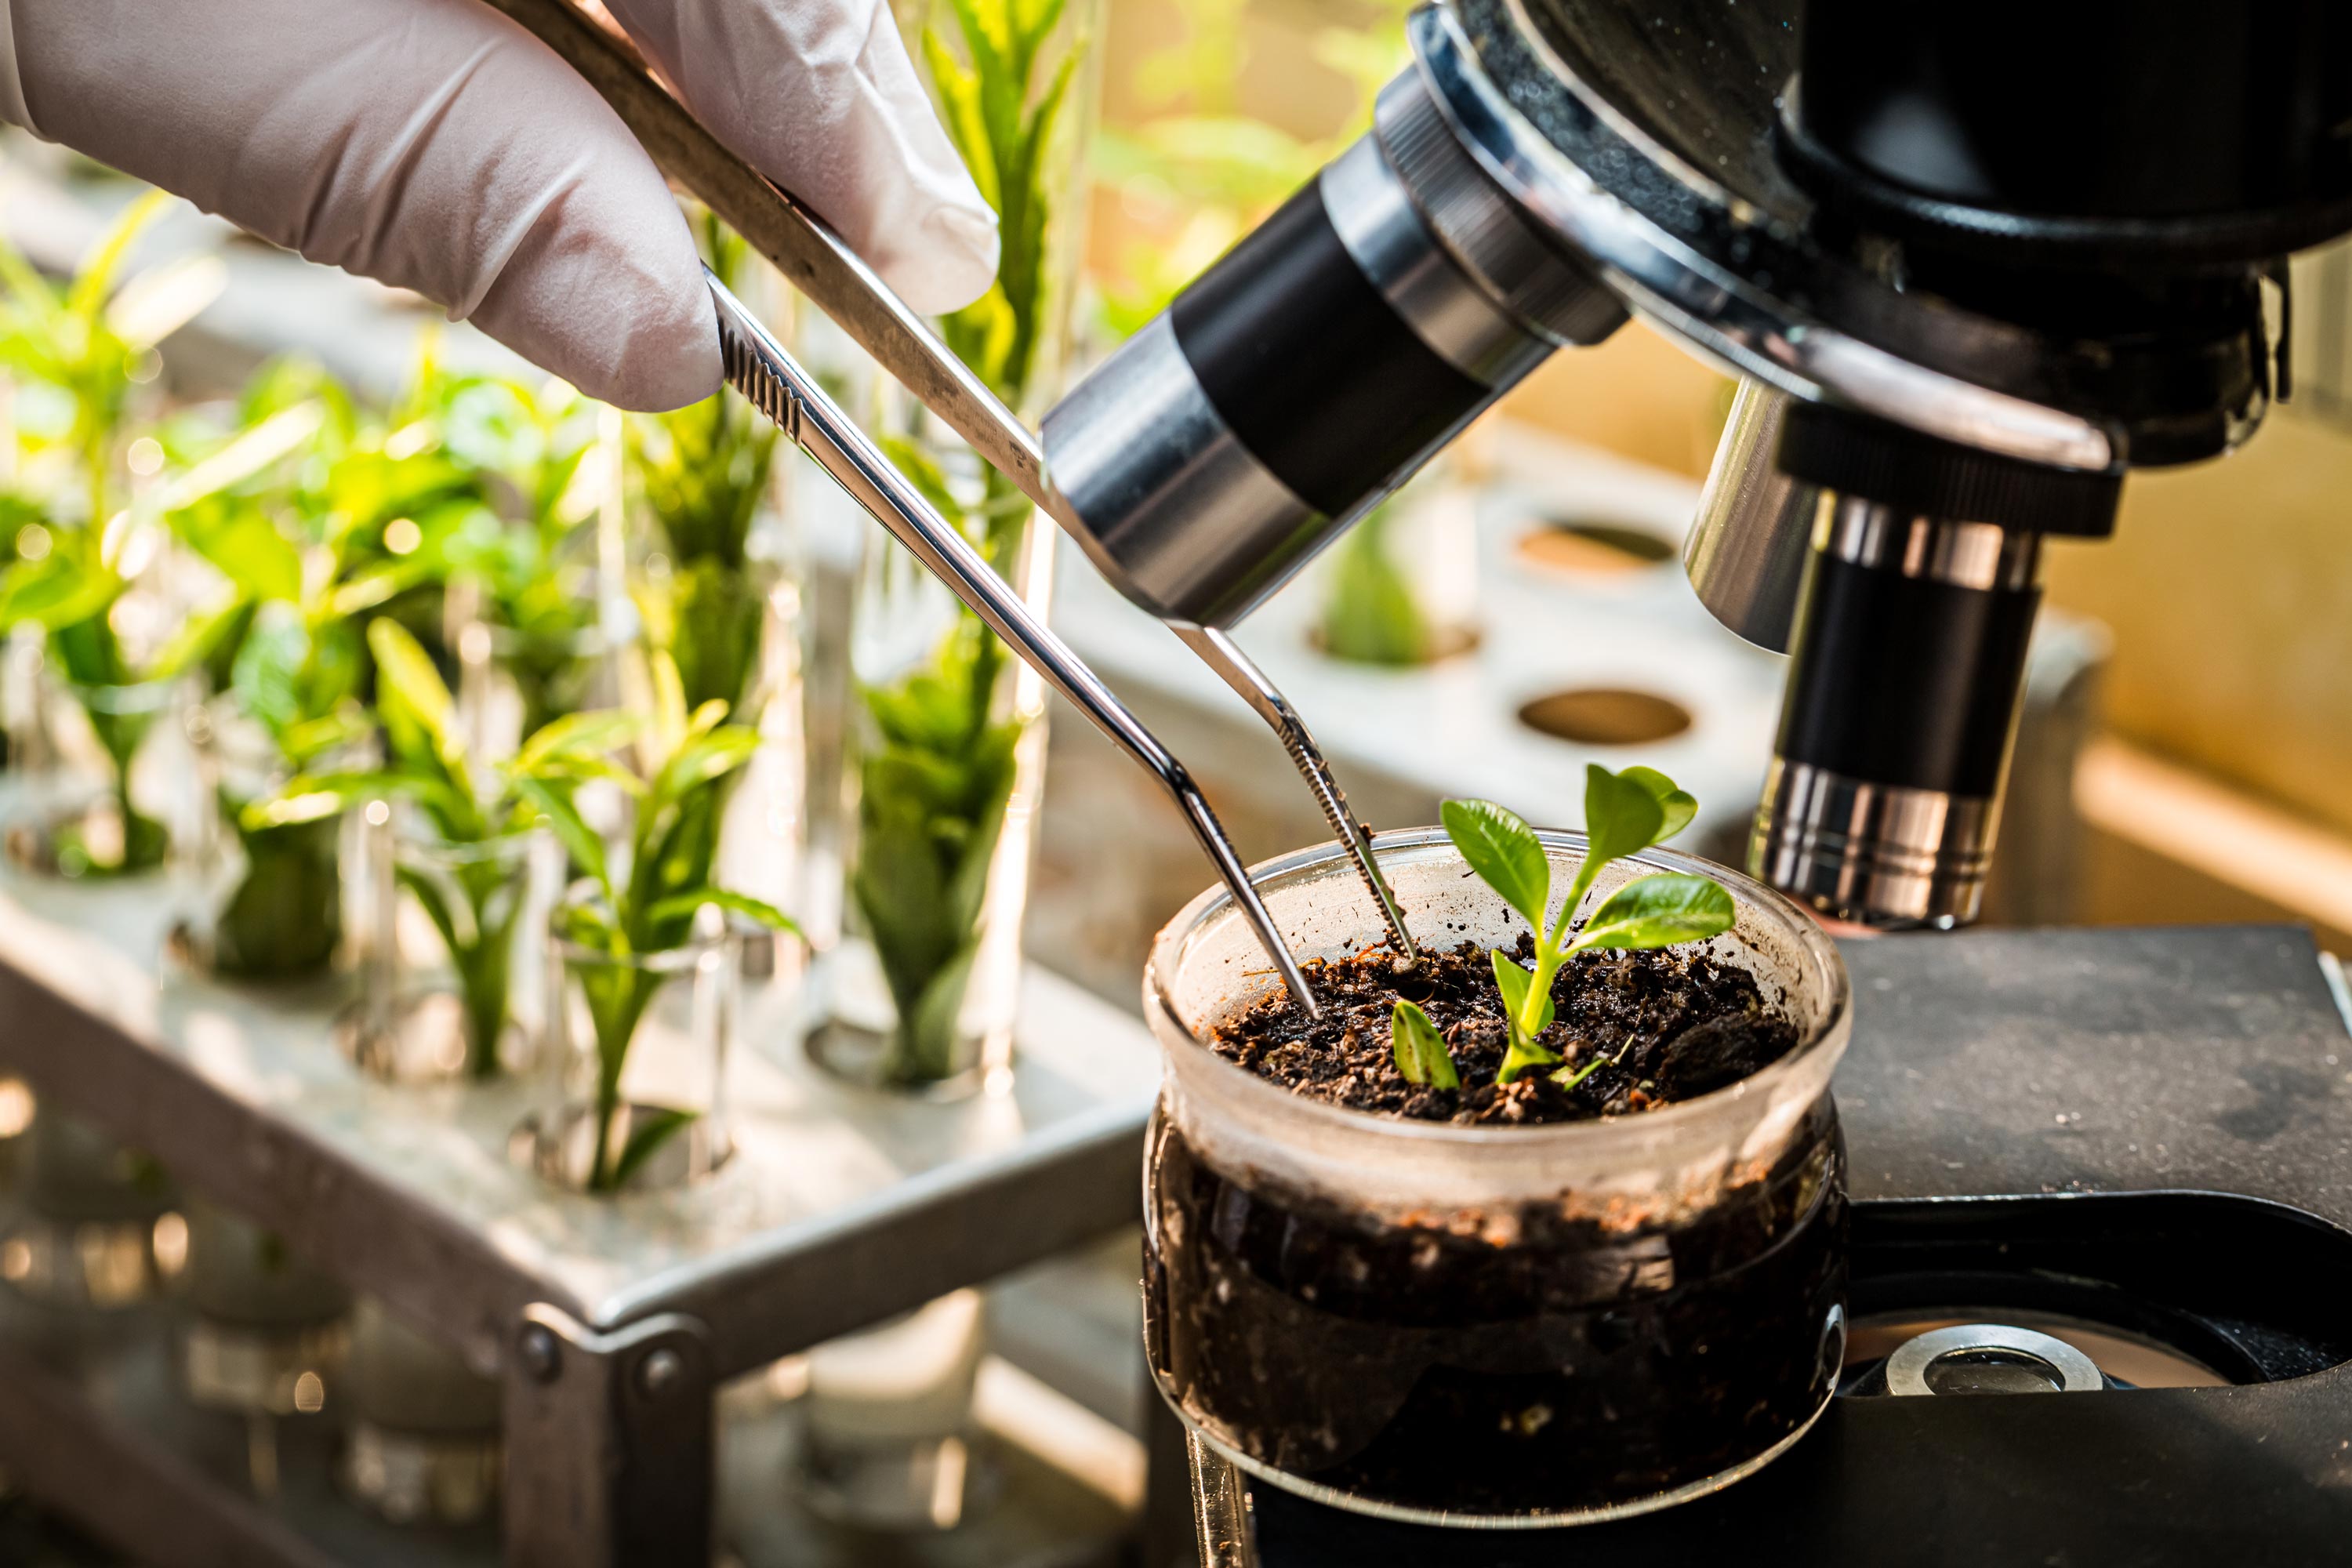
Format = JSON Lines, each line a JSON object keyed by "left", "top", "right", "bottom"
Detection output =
{"left": 705, "top": 270, "right": 1319, "bottom": 1018}
{"left": 717, "top": 318, "right": 800, "bottom": 441}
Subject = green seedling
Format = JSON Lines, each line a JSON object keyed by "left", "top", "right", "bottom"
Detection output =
{"left": 628, "top": 212, "right": 777, "bottom": 723}
{"left": 163, "top": 363, "right": 429, "bottom": 967}
{"left": 0, "top": 192, "right": 233, "bottom": 873}
{"left": 254, "top": 619, "right": 636, "bottom": 1075}
{"left": 924, "top": 0, "right": 1088, "bottom": 418}
{"left": 1414, "top": 766, "right": 1734, "bottom": 1090}
{"left": 836, "top": 0, "right": 1083, "bottom": 1087}
{"left": 1319, "top": 499, "right": 1432, "bottom": 667}
{"left": 1390, "top": 998, "right": 1458, "bottom": 1089}
{"left": 549, "top": 652, "right": 796, "bottom": 1192}
{"left": 419, "top": 356, "right": 605, "bottom": 740}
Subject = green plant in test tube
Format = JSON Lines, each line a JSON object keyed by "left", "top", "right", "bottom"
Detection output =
{"left": 841, "top": 0, "right": 1087, "bottom": 1085}
{"left": 256, "top": 620, "right": 633, "bottom": 1074}
{"left": 551, "top": 654, "right": 795, "bottom": 1191}
{"left": 629, "top": 212, "right": 779, "bottom": 724}
{"left": 420, "top": 357, "right": 607, "bottom": 740}
{"left": 165, "top": 350, "right": 489, "bottom": 972}
{"left": 0, "top": 192, "right": 234, "bottom": 874}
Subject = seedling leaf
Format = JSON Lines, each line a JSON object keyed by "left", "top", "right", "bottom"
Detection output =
{"left": 1441, "top": 798, "right": 1549, "bottom": 934}
{"left": 514, "top": 775, "right": 609, "bottom": 902}
{"left": 1389, "top": 1000, "right": 1458, "bottom": 1089}
{"left": 1443, "top": 765, "right": 1733, "bottom": 1094}
{"left": 1581, "top": 763, "right": 1666, "bottom": 867}
{"left": 648, "top": 887, "right": 802, "bottom": 935}
{"left": 1489, "top": 949, "right": 1555, "bottom": 1036}
{"left": 1617, "top": 765, "right": 1697, "bottom": 845}
{"left": 608, "top": 1105, "right": 699, "bottom": 1192}
{"left": 1570, "top": 873, "right": 1736, "bottom": 953}
{"left": 1490, "top": 948, "right": 1559, "bottom": 1082}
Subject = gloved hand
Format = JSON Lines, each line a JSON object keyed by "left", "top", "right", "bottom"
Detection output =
{"left": 0, "top": 0, "right": 1000, "bottom": 410}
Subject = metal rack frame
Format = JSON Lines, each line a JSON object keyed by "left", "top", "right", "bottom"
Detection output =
{"left": 0, "top": 869, "right": 1163, "bottom": 1566}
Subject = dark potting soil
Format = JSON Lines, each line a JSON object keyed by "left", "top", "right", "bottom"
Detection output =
{"left": 1156, "top": 932, "right": 1838, "bottom": 1517}
{"left": 1206, "top": 934, "right": 1798, "bottom": 1125}
{"left": 1145, "top": 1102, "right": 1847, "bottom": 1517}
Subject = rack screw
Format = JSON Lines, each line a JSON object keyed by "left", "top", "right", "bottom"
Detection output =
{"left": 637, "top": 1346, "right": 685, "bottom": 1399}
{"left": 519, "top": 1323, "right": 563, "bottom": 1384}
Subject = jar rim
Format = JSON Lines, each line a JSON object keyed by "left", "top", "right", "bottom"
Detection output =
{"left": 1143, "top": 825, "right": 1852, "bottom": 1151}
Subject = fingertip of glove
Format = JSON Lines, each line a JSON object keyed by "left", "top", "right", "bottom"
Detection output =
{"left": 621, "top": 309, "right": 725, "bottom": 413}
{"left": 470, "top": 212, "right": 724, "bottom": 414}
{"left": 885, "top": 201, "right": 1004, "bottom": 318}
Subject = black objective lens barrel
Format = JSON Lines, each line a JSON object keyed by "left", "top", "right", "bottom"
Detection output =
{"left": 1752, "top": 501, "right": 2042, "bottom": 927}
{"left": 1042, "top": 66, "right": 1623, "bottom": 629}
{"left": 1750, "top": 406, "right": 2122, "bottom": 928}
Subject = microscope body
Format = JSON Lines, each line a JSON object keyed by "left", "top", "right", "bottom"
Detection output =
{"left": 1040, "top": 0, "right": 2352, "bottom": 929}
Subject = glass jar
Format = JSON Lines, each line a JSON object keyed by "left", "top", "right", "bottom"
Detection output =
{"left": 804, "top": 457, "right": 1049, "bottom": 1098}
{"left": 799, "top": 0, "right": 1095, "bottom": 1097}
{"left": 2, "top": 665, "right": 198, "bottom": 880}
{"left": 0, "top": 622, "right": 48, "bottom": 776}
{"left": 169, "top": 700, "right": 358, "bottom": 984}
{"left": 339, "top": 1297, "right": 502, "bottom": 1527}
{"left": 179, "top": 1196, "right": 351, "bottom": 1418}
{"left": 800, "top": 1288, "right": 992, "bottom": 1530}
{"left": 2, "top": 1113, "right": 177, "bottom": 1310}
{"left": 517, "top": 887, "right": 740, "bottom": 1193}
{"left": 347, "top": 810, "right": 559, "bottom": 1083}
{"left": 454, "top": 610, "right": 617, "bottom": 768}
{"left": 1312, "top": 456, "right": 1482, "bottom": 666}
{"left": 1142, "top": 828, "right": 1852, "bottom": 1526}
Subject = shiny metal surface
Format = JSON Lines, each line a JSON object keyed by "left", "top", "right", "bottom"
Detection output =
{"left": 1883, "top": 1323, "right": 2105, "bottom": 1398}
{"left": 1042, "top": 48, "right": 1623, "bottom": 642}
{"left": 1171, "top": 626, "right": 1418, "bottom": 960}
{"left": 1188, "top": 1432, "right": 1259, "bottom": 1567}
{"left": 1040, "top": 315, "right": 1325, "bottom": 630}
{"left": 707, "top": 274, "right": 1320, "bottom": 1017}
{"left": 1685, "top": 382, "right": 1816, "bottom": 652}
{"left": 1319, "top": 135, "right": 1548, "bottom": 384}
{"left": 1751, "top": 760, "right": 1998, "bottom": 928}
{"left": 505, "top": 1306, "right": 715, "bottom": 1566}
{"left": 1372, "top": 61, "right": 1624, "bottom": 347}
{"left": 1749, "top": 499, "right": 2038, "bottom": 928}
{"left": 1413, "top": 5, "right": 2117, "bottom": 470}
{"left": 1817, "top": 498, "right": 2042, "bottom": 591}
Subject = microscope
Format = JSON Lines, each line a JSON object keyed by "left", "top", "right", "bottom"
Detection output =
{"left": 1045, "top": 0, "right": 2340, "bottom": 931}
{"left": 1031, "top": 13, "right": 2352, "bottom": 1557}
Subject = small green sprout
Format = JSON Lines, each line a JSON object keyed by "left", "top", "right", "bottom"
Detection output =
{"left": 1431, "top": 765, "right": 1735, "bottom": 1090}
{"left": 1390, "top": 999, "right": 1458, "bottom": 1089}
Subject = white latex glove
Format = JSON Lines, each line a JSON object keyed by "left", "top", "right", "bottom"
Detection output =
{"left": 0, "top": 0, "right": 999, "bottom": 410}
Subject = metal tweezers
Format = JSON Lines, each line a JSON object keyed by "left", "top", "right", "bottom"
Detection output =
{"left": 486, "top": 0, "right": 1424, "bottom": 1011}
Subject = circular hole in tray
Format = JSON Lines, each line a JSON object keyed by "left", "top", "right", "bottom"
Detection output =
{"left": 1517, "top": 517, "right": 1679, "bottom": 576}
{"left": 1304, "top": 621, "right": 1482, "bottom": 666}
{"left": 1517, "top": 688, "right": 1693, "bottom": 746}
